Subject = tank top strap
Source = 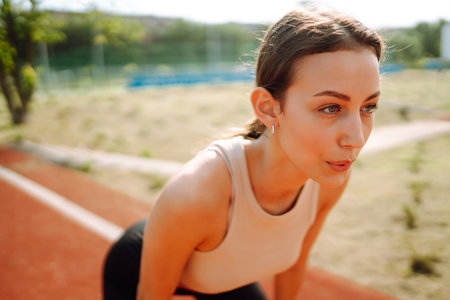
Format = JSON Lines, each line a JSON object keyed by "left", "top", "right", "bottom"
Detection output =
{"left": 203, "top": 137, "right": 246, "bottom": 199}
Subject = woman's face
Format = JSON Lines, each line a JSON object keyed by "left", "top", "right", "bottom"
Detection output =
{"left": 275, "top": 49, "right": 380, "bottom": 187}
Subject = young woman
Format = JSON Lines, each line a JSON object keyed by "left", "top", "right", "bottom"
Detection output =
{"left": 103, "top": 7, "right": 384, "bottom": 300}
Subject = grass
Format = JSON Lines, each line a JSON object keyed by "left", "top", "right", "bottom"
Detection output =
{"left": 147, "top": 173, "right": 168, "bottom": 191}
{"left": 69, "top": 161, "right": 93, "bottom": 173}
{"left": 140, "top": 148, "right": 153, "bottom": 158}
{"left": 375, "top": 70, "right": 450, "bottom": 124}
{"left": 380, "top": 70, "right": 450, "bottom": 110}
{"left": 408, "top": 180, "right": 430, "bottom": 204}
{"left": 0, "top": 82, "right": 255, "bottom": 162}
{"left": 0, "top": 69, "right": 449, "bottom": 300}
{"left": 409, "top": 254, "right": 440, "bottom": 277}
{"left": 402, "top": 204, "right": 417, "bottom": 229}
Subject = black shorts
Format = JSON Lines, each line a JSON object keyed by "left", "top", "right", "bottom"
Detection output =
{"left": 103, "top": 219, "right": 267, "bottom": 300}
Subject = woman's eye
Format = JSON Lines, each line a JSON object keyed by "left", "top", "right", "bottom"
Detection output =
{"left": 320, "top": 105, "right": 341, "bottom": 114}
{"left": 362, "top": 104, "right": 378, "bottom": 114}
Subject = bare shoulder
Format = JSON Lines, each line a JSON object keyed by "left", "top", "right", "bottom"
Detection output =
{"left": 150, "top": 148, "right": 232, "bottom": 230}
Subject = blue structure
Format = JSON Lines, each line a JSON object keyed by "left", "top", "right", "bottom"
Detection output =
{"left": 379, "top": 64, "right": 405, "bottom": 73}
{"left": 423, "top": 59, "right": 448, "bottom": 70}
{"left": 128, "top": 70, "right": 254, "bottom": 88}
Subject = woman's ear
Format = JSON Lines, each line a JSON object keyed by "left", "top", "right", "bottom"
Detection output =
{"left": 250, "top": 87, "right": 280, "bottom": 129}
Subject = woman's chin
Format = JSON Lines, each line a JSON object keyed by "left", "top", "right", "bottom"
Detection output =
{"left": 314, "top": 171, "right": 351, "bottom": 188}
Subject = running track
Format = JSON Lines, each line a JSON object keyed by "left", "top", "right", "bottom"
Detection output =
{"left": 0, "top": 145, "right": 399, "bottom": 300}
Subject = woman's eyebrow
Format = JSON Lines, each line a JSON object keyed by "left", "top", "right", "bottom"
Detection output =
{"left": 365, "top": 91, "right": 380, "bottom": 101}
{"left": 313, "top": 90, "right": 380, "bottom": 102}
{"left": 313, "top": 90, "right": 350, "bottom": 101}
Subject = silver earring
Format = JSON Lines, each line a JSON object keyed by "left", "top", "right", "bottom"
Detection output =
{"left": 271, "top": 124, "right": 275, "bottom": 134}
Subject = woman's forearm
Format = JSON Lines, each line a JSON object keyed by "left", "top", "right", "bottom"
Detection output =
{"left": 274, "top": 264, "right": 307, "bottom": 300}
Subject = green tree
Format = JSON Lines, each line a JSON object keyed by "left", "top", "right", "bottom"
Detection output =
{"left": 414, "top": 20, "right": 446, "bottom": 57}
{"left": 85, "top": 10, "right": 145, "bottom": 76}
{"left": 49, "top": 10, "right": 146, "bottom": 69}
{"left": 0, "top": 0, "right": 64, "bottom": 124}
{"left": 145, "top": 19, "right": 259, "bottom": 65}
{"left": 383, "top": 19, "right": 449, "bottom": 66}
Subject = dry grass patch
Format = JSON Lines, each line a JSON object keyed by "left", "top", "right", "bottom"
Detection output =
{"left": 0, "top": 83, "right": 255, "bottom": 162}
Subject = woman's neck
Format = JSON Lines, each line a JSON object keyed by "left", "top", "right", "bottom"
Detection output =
{"left": 243, "top": 134, "right": 309, "bottom": 215}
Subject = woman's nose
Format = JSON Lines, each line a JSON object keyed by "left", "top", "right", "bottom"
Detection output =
{"left": 339, "top": 115, "right": 367, "bottom": 150}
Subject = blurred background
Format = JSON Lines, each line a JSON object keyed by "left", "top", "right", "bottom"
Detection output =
{"left": 1, "top": 0, "right": 450, "bottom": 95}
{"left": 1, "top": 1, "right": 449, "bottom": 300}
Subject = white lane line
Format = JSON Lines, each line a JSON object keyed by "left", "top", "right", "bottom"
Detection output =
{"left": 0, "top": 165, "right": 124, "bottom": 242}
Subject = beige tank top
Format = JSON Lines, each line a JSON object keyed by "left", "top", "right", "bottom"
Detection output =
{"left": 179, "top": 137, "right": 319, "bottom": 294}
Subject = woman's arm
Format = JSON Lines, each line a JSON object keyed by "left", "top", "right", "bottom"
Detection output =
{"left": 274, "top": 176, "right": 350, "bottom": 300}
{"left": 137, "top": 151, "right": 232, "bottom": 299}
{"left": 136, "top": 189, "right": 206, "bottom": 299}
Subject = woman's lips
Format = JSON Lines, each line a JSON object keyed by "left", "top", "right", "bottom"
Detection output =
{"left": 327, "top": 160, "right": 353, "bottom": 172}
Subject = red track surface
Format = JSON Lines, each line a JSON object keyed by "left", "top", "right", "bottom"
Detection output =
{"left": 0, "top": 145, "right": 400, "bottom": 300}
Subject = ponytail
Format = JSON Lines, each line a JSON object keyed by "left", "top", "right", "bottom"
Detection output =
{"left": 238, "top": 118, "right": 267, "bottom": 139}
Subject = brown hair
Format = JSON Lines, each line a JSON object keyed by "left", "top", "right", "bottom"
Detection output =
{"left": 243, "top": 7, "right": 384, "bottom": 139}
